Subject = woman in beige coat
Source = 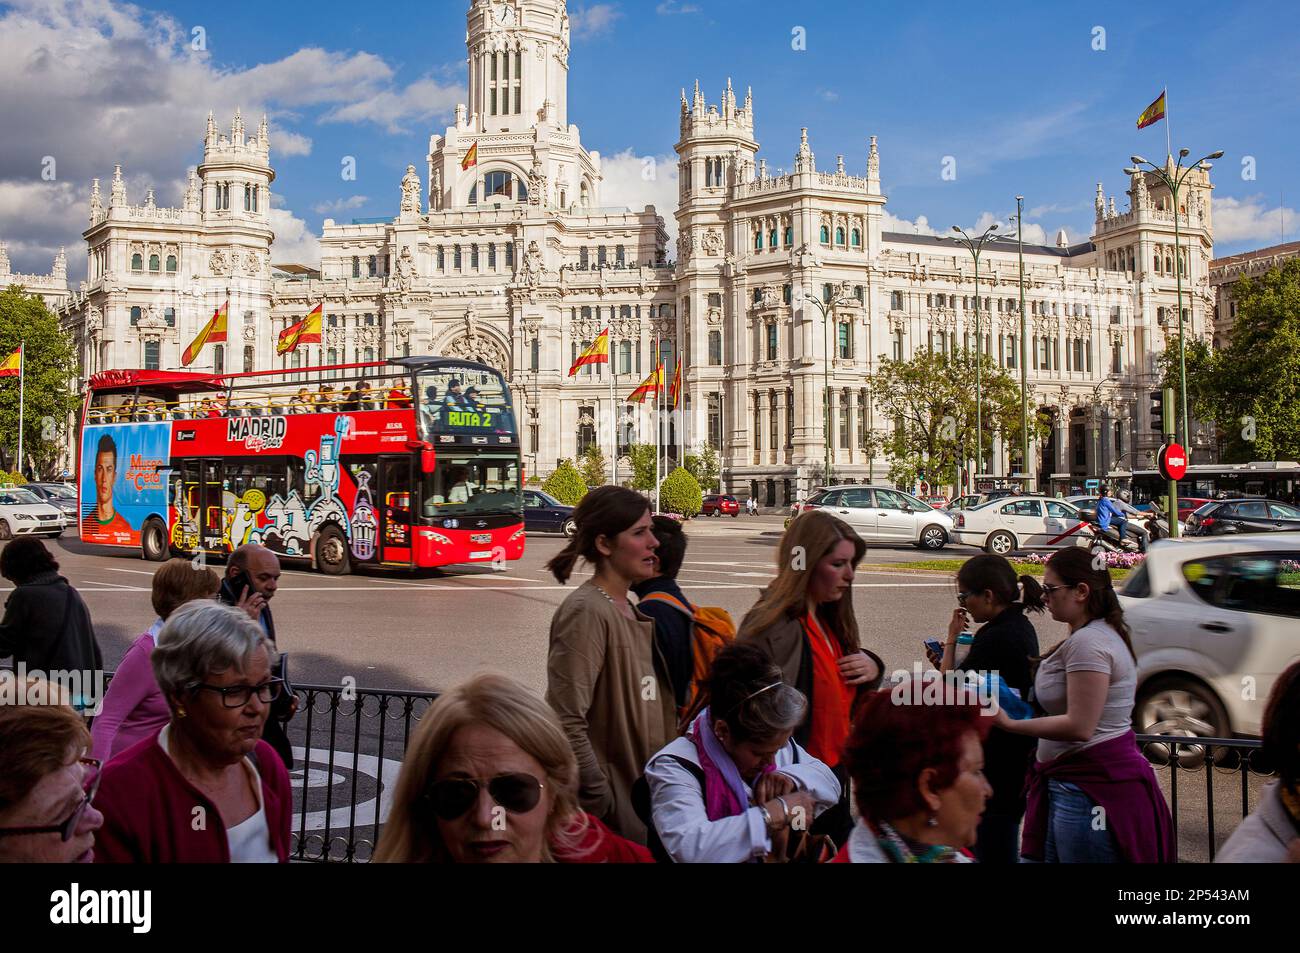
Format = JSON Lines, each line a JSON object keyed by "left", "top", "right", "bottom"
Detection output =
{"left": 545, "top": 487, "right": 679, "bottom": 844}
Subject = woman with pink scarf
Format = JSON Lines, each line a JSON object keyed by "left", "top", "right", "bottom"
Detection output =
{"left": 643, "top": 643, "right": 840, "bottom": 863}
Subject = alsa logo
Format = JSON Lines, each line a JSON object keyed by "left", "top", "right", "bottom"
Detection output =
{"left": 227, "top": 416, "right": 287, "bottom": 452}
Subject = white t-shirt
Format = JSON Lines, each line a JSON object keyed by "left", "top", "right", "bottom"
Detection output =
{"left": 1033, "top": 618, "right": 1137, "bottom": 763}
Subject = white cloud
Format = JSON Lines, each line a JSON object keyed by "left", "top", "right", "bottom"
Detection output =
{"left": 0, "top": 178, "right": 83, "bottom": 273}
{"left": 1212, "top": 194, "right": 1296, "bottom": 244}
{"left": 656, "top": 1, "right": 701, "bottom": 13}
{"left": 311, "top": 195, "right": 369, "bottom": 215}
{"left": 883, "top": 212, "right": 939, "bottom": 236}
{"left": 322, "top": 76, "right": 463, "bottom": 135}
{"left": 596, "top": 150, "right": 680, "bottom": 244}
{"left": 571, "top": 4, "right": 622, "bottom": 39}
{"left": 268, "top": 207, "right": 321, "bottom": 268}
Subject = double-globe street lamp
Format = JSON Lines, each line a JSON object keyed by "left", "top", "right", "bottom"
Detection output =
{"left": 1123, "top": 149, "right": 1223, "bottom": 448}
{"left": 948, "top": 223, "right": 1000, "bottom": 491}
{"left": 801, "top": 284, "right": 856, "bottom": 487}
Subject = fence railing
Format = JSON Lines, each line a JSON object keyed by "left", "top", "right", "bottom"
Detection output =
{"left": 285, "top": 681, "right": 1276, "bottom": 863}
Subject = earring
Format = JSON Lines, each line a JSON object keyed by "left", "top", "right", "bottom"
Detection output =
{"left": 926, "top": 814, "right": 939, "bottom": 828}
{"left": 176, "top": 706, "right": 187, "bottom": 719}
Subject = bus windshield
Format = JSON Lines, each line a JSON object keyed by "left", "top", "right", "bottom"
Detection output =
{"left": 421, "top": 453, "right": 521, "bottom": 519}
{"left": 416, "top": 365, "right": 517, "bottom": 443}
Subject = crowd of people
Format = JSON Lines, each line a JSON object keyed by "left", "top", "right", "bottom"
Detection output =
{"left": 1, "top": 498, "right": 1298, "bottom": 864}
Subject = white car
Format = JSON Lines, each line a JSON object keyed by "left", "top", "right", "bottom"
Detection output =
{"left": 1121, "top": 534, "right": 1300, "bottom": 748}
{"left": 950, "top": 495, "right": 1091, "bottom": 555}
{"left": 0, "top": 486, "right": 68, "bottom": 539}
{"left": 791, "top": 485, "right": 954, "bottom": 549}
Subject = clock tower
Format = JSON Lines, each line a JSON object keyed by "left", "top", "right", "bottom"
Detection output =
{"left": 467, "top": 0, "right": 570, "bottom": 135}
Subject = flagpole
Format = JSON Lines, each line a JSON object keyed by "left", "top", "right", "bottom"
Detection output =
{"left": 1164, "top": 87, "right": 1172, "bottom": 161}
{"left": 609, "top": 328, "right": 617, "bottom": 488}
{"left": 654, "top": 333, "right": 661, "bottom": 513}
{"left": 17, "top": 342, "right": 24, "bottom": 478}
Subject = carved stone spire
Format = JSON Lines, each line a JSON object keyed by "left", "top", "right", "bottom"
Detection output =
{"left": 1096, "top": 182, "right": 1106, "bottom": 221}
{"left": 257, "top": 113, "right": 269, "bottom": 150}
{"left": 110, "top": 164, "right": 126, "bottom": 206}
{"left": 0, "top": 241, "right": 9, "bottom": 276}
{"left": 89, "top": 177, "right": 102, "bottom": 220}
{"left": 794, "top": 127, "right": 814, "bottom": 173}
{"left": 206, "top": 110, "right": 217, "bottom": 146}
{"left": 184, "top": 167, "right": 200, "bottom": 211}
{"left": 867, "top": 135, "right": 880, "bottom": 192}
{"left": 144, "top": 188, "right": 156, "bottom": 209}
{"left": 232, "top": 107, "right": 244, "bottom": 145}
{"left": 53, "top": 247, "right": 67, "bottom": 280}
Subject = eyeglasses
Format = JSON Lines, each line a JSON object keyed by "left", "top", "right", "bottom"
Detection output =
{"left": 0, "top": 758, "right": 101, "bottom": 842}
{"left": 1041, "top": 584, "right": 1076, "bottom": 596}
{"left": 956, "top": 590, "right": 976, "bottom": 604}
{"left": 194, "top": 678, "right": 284, "bottom": 708}
{"left": 424, "top": 773, "right": 545, "bottom": 821}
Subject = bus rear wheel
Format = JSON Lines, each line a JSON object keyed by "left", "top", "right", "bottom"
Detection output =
{"left": 141, "top": 518, "right": 168, "bottom": 562}
{"left": 316, "top": 526, "right": 351, "bottom": 576}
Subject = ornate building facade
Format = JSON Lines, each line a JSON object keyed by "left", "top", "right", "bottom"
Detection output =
{"left": 52, "top": 0, "right": 1221, "bottom": 498}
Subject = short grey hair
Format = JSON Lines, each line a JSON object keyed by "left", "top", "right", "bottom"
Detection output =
{"left": 735, "top": 683, "right": 808, "bottom": 741}
{"left": 151, "top": 601, "right": 271, "bottom": 698}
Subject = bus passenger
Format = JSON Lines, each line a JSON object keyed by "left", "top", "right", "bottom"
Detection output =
{"left": 289, "top": 389, "right": 312, "bottom": 414}
{"left": 442, "top": 380, "right": 466, "bottom": 408}
{"left": 386, "top": 385, "right": 412, "bottom": 410}
{"left": 462, "top": 387, "right": 484, "bottom": 413}
{"left": 340, "top": 386, "right": 359, "bottom": 413}
{"left": 317, "top": 384, "right": 335, "bottom": 410}
{"left": 354, "top": 381, "right": 374, "bottom": 411}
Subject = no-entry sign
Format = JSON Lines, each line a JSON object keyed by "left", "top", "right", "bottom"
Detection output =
{"left": 1158, "top": 443, "right": 1188, "bottom": 481}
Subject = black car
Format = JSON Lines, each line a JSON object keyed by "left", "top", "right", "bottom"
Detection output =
{"left": 24, "top": 482, "right": 79, "bottom": 518}
{"left": 523, "top": 489, "right": 576, "bottom": 536}
{"left": 1186, "top": 498, "right": 1300, "bottom": 535}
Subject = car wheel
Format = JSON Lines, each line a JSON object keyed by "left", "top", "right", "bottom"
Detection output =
{"left": 920, "top": 525, "right": 948, "bottom": 550}
{"left": 141, "top": 517, "right": 168, "bottom": 562}
{"left": 732, "top": 512, "right": 738, "bottom": 518}
{"left": 561, "top": 518, "right": 576, "bottom": 538}
{"left": 1134, "top": 677, "right": 1231, "bottom": 768}
{"left": 985, "top": 531, "right": 1016, "bottom": 556}
{"left": 0, "top": 520, "right": 10, "bottom": 540}
{"left": 315, "top": 525, "right": 352, "bottom": 576}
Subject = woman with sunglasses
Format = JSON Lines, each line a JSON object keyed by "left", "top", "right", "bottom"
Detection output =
{"left": 928, "top": 555, "right": 1044, "bottom": 864}
{"left": 643, "top": 643, "right": 840, "bottom": 863}
{"left": 0, "top": 681, "right": 104, "bottom": 863}
{"left": 994, "top": 547, "right": 1174, "bottom": 863}
{"left": 375, "top": 673, "right": 651, "bottom": 863}
{"left": 92, "top": 601, "right": 293, "bottom": 863}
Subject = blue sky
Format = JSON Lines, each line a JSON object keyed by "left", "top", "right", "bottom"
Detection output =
{"left": 1, "top": 0, "right": 1297, "bottom": 278}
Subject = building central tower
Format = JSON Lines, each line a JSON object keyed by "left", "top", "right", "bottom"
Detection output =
{"left": 466, "top": 0, "right": 570, "bottom": 135}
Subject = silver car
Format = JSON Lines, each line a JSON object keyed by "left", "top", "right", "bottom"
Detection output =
{"left": 792, "top": 485, "right": 953, "bottom": 549}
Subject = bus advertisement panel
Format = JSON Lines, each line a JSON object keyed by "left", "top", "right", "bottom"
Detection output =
{"left": 79, "top": 423, "right": 171, "bottom": 546}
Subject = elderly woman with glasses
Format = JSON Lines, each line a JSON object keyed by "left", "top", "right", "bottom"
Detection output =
{"left": 643, "top": 643, "right": 841, "bottom": 863}
{"left": 0, "top": 681, "right": 104, "bottom": 863}
{"left": 92, "top": 601, "right": 293, "bottom": 863}
{"left": 375, "top": 673, "right": 651, "bottom": 863}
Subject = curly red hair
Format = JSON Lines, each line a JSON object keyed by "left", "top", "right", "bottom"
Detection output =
{"left": 844, "top": 687, "right": 992, "bottom": 823}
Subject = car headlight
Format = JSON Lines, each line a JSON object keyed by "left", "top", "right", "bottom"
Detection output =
{"left": 509, "top": 529, "right": 525, "bottom": 542}
{"left": 428, "top": 532, "right": 453, "bottom": 545}
{"left": 13, "top": 513, "right": 35, "bottom": 521}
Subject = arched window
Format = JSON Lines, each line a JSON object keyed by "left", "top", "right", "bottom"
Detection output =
{"left": 835, "top": 227, "right": 845, "bottom": 246}
{"left": 755, "top": 232, "right": 763, "bottom": 251}
{"left": 580, "top": 181, "right": 591, "bottom": 207}
{"left": 768, "top": 230, "right": 777, "bottom": 248}
{"left": 471, "top": 244, "right": 479, "bottom": 268}
{"left": 482, "top": 170, "right": 527, "bottom": 203}
{"left": 437, "top": 247, "right": 445, "bottom": 270}
{"left": 505, "top": 242, "right": 514, "bottom": 267}
{"left": 131, "top": 253, "right": 143, "bottom": 271}
{"left": 766, "top": 323, "right": 778, "bottom": 361}
{"left": 244, "top": 185, "right": 252, "bottom": 211}
{"left": 851, "top": 229, "right": 861, "bottom": 247}
{"left": 453, "top": 245, "right": 462, "bottom": 269}
{"left": 820, "top": 225, "right": 830, "bottom": 244}
{"left": 129, "top": 306, "right": 141, "bottom": 326}
{"left": 488, "top": 244, "right": 497, "bottom": 269}
{"left": 708, "top": 330, "right": 721, "bottom": 365}
{"left": 165, "top": 254, "right": 177, "bottom": 273}
{"left": 838, "top": 321, "right": 853, "bottom": 359}
{"left": 783, "top": 227, "right": 794, "bottom": 246}
{"left": 351, "top": 256, "right": 360, "bottom": 278}
{"left": 148, "top": 253, "right": 160, "bottom": 272}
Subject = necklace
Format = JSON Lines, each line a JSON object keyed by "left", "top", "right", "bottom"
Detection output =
{"left": 876, "top": 821, "right": 963, "bottom": 864}
{"left": 591, "top": 582, "right": 633, "bottom": 617}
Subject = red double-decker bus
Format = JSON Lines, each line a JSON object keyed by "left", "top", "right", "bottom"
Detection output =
{"left": 76, "top": 357, "right": 524, "bottom": 574}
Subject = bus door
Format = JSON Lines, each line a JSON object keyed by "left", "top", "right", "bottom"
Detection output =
{"left": 377, "top": 455, "right": 414, "bottom": 566}
{"left": 199, "top": 459, "right": 228, "bottom": 554}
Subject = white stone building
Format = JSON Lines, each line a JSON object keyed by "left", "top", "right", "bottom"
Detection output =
{"left": 51, "top": 0, "right": 1222, "bottom": 499}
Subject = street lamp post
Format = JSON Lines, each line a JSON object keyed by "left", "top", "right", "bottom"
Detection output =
{"left": 1014, "top": 197, "right": 1030, "bottom": 487}
{"left": 949, "top": 223, "right": 1000, "bottom": 490}
{"left": 802, "top": 285, "right": 853, "bottom": 486}
{"left": 1124, "top": 148, "right": 1223, "bottom": 447}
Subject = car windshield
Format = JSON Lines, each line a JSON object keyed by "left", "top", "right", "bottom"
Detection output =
{"left": 421, "top": 454, "right": 521, "bottom": 519}
{"left": 0, "top": 488, "right": 42, "bottom": 505}
{"left": 37, "top": 484, "right": 76, "bottom": 500}
{"left": 1192, "top": 502, "right": 1220, "bottom": 516}
{"left": 531, "top": 490, "right": 561, "bottom": 507}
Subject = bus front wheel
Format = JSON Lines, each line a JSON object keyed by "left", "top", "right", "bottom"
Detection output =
{"left": 316, "top": 526, "right": 351, "bottom": 576}
{"left": 141, "top": 518, "right": 168, "bottom": 562}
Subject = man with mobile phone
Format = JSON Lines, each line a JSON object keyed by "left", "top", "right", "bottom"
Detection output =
{"left": 218, "top": 544, "right": 297, "bottom": 768}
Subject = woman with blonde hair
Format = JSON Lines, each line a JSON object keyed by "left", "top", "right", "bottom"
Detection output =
{"left": 91, "top": 559, "right": 222, "bottom": 762}
{"left": 738, "top": 509, "right": 884, "bottom": 842}
{"left": 375, "top": 673, "right": 650, "bottom": 863}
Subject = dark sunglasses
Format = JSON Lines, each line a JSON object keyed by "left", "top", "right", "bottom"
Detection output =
{"left": 956, "top": 590, "right": 976, "bottom": 604}
{"left": 424, "top": 773, "right": 544, "bottom": 821}
{"left": 0, "top": 758, "right": 101, "bottom": 843}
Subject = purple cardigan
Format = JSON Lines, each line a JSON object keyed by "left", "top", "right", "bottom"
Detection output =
{"left": 91, "top": 626, "right": 171, "bottom": 763}
{"left": 1022, "top": 730, "right": 1176, "bottom": 863}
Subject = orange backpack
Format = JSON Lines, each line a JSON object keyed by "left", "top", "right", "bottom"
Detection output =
{"left": 638, "top": 591, "right": 737, "bottom": 731}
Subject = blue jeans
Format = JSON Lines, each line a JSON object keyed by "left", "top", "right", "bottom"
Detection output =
{"left": 1033, "top": 780, "right": 1120, "bottom": 863}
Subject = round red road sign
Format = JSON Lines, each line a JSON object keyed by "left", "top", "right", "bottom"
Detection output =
{"left": 1158, "top": 443, "right": 1188, "bottom": 481}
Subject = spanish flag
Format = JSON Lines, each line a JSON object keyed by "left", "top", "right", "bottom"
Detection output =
{"left": 568, "top": 327, "right": 610, "bottom": 376}
{"left": 1137, "top": 90, "right": 1166, "bottom": 129}
{"left": 0, "top": 345, "right": 20, "bottom": 378}
{"left": 277, "top": 303, "right": 323, "bottom": 356}
{"left": 627, "top": 363, "right": 663, "bottom": 404}
{"left": 669, "top": 359, "right": 682, "bottom": 409}
{"left": 462, "top": 141, "right": 479, "bottom": 171}
{"left": 181, "top": 299, "right": 228, "bottom": 367}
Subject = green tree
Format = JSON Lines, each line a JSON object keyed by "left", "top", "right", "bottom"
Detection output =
{"left": 873, "top": 346, "right": 1045, "bottom": 489}
{"left": 542, "top": 459, "right": 588, "bottom": 506}
{"left": 1160, "top": 259, "right": 1300, "bottom": 462}
{"left": 578, "top": 444, "right": 607, "bottom": 487}
{"left": 0, "top": 286, "right": 80, "bottom": 477}
{"left": 659, "top": 466, "right": 703, "bottom": 517}
{"left": 685, "top": 444, "right": 720, "bottom": 492}
{"left": 625, "top": 443, "right": 657, "bottom": 491}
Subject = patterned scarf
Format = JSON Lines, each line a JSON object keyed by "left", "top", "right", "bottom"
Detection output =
{"left": 875, "top": 821, "right": 973, "bottom": 864}
{"left": 688, "top": 708, "right": 773, "bottom": 821}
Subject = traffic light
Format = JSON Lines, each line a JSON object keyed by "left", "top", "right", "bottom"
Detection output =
{"left": 1149, "top": 390, "right": 1164, "bottom": 433}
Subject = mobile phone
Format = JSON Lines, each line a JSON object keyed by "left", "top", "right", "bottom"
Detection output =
{"left": 228, "top": 569, "right": 254, "bottom": 600}
{"left": 923, "top": 638, "right": 944, "bottom": 658}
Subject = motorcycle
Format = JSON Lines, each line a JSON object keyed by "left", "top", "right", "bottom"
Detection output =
{"left": 1078, "top": 507, "right": 1145, "bottom": 553}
